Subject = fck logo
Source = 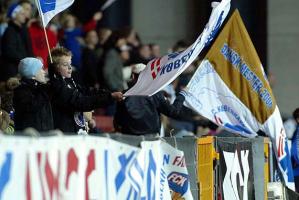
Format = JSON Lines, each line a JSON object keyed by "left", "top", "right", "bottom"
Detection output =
{"left": 151, "top": 58, "right": 162, "bottom": 79}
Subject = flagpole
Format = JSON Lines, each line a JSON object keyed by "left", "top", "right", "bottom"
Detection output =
{"left": 34, "top": 0, "right": 53, "bottom": 63}
{"left": 42, "top": 26, "right": 53, "bottom": 63}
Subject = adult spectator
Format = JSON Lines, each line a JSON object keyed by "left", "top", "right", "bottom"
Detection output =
{"left": 135, "top": 44, "right": 152, "bottom": 64}
{"left": 102, "top": 31, "right": 127, "bottom": 91}
{"left": 48, "top": 47, "right": 122, "bottom": 134}
{"left": 1, "top": 3, "right": 32, "bottom": 81}
{"left": 28, "top": 17, "right": 57, "bottom": 69}
{"left": 13, "top": 57, "right": 53, "bottom": 132}
{"left": 149, "top": 43, "right": 161, "bottom": 59}
{"left": 114, "top": 64, "right": 187, "bottom": 135}
{"left": 81, "top": 30, "right": 101, "bottom": 89}
{"left": 19, "top": 0, "right": 32, "bottom": 22}
{"left": 98, "top": 27, "right": 112, "bottom": 46}
{"left": 60, "top": 12, "right": 102, "bottom": 69}
{"left": 119, "top": 27, "right": 141, "bottom": 65}
{"left": 0, "top": 8, "right": 8, "bottom": 56}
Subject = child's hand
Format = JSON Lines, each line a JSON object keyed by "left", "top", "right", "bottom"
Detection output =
{"left": 111, "top": 92, "right": 123, "bottom": 101}
{"left": 93, "top": 12, "right": 103, "bottom": 21}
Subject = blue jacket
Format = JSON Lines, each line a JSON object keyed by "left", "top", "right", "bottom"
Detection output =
{"left": 291, "top": 124, "right": 299, "bottom": 176}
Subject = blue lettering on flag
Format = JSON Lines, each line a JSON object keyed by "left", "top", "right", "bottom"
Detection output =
{"left": 223, "top": 123, "right": 252, "bottom": 135}
{"left": 0, "top": 153, "right": 12, "bottom": 199}
{"left": 163, "top": 154, "right": 170, "bottom": 166}
{"left": 221, "top": 43, "right": 273, "bottom": 108}
{"left": 160, "top": 168, "right": 167, "bottom": 200}
{"left": 115, "top": 151, "right": 135, "bottom": 193}
{"left": 40, "top": 0, "right": 56, "bottom": 13}
{"left": 167, "top": 172, "right": 189, "bottom": 196}
{"left": 167, "top": 52, "right": 181, "bottom": 60}
{"left": 160, "top": 48, "right": 195, "bottom": 76}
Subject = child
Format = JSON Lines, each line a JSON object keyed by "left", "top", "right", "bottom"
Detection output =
{"left": 48, "top": 47, "right": 122, "bottom": 134}
{"left": 13, "top": 57, "right": 53, "bottom": 132}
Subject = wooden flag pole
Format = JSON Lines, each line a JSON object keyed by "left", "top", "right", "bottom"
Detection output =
{"left": 42, "top": 26, "right": 53, "bottom": 63}
{"left": 35, "top": 0, "right": 53, "bottom": 63}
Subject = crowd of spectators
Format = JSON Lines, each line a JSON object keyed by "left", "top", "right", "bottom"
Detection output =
{"left": 0, "top": 0, "right": 222, "bottom": 137}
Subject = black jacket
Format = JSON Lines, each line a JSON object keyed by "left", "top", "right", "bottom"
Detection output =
{"left": 13, "top": 79, "right": 54, "bottom": 132}
{"left": 50, "top": 75, "right": 113, "bottom": 134}
{"left": 1, "top": 21, "right": 32, "bottom": 81}
{"left": 114, "top": 91, "right": 185, "bottom": 135}
{"left": 81, "top": 47, "right": 100, "bottom": 88}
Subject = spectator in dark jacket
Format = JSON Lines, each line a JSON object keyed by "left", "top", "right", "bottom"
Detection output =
{"left": 13, "top": 57, "right": 53, "bottom": 132}
{"left": 48, "top": 47, "right": 123, "bottom": 134}
{"left": 102, "top": 31, "right": 128, "bottom": 91}
{"left": 114, "top": 64, "right": 187, "bottom": 135}
{"left": 1, "top": 3, "right": 32, "bottom": 81}
{"left": 81, "top": 30, "right": 101, "bottom": 89}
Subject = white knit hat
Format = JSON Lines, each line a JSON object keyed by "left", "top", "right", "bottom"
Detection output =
{"left": 18, "top": 58, "right": 43, "bottom": 79}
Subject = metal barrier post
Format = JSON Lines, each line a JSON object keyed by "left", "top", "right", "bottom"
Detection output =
{"left": 197, "top": 136, "right": 219, "bottom": 200}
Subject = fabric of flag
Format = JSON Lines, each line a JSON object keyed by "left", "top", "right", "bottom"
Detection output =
{"left": 35, "top": 0, "right": 74, "bottom": 27}
{"left": 184, "top": 10, "right": 295, "bottom": 190}
{"left": 101, "top": 0, "right": 118, "bottom": 11}
{"left": 124, "top": 0, "right": 231, "bottom": 96}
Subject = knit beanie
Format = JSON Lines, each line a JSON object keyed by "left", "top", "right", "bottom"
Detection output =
{"left": 18, "top": 58, "right": 43, "bottom": 79}
{"left": 7, "top": 3, "right": 23, "bottom": 19}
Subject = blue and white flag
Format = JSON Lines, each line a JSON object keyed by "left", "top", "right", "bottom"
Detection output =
{"left": 35, "top": 0, "right": 74, "bottom": 27}
{"left": 124, "top": 0, "right": 231, "bottom": 96}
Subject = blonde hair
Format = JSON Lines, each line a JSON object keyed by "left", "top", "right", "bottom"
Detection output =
{"left": 48, "top": 47, "right": 72, "bottom": 78}
{"left": 49, "top": 46, "right": 72, "bottom": 66}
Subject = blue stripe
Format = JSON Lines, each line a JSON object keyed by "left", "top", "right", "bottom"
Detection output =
{"left": 134, "top": 161, "right": 144, "bottom": 179}
{"left": 104, "top": 150, "right": 109, "bottom": 200}
{"left": 39, "top": 0, "right": 56, "bottom": 13}
{"left": 126, "top": 186, "right": 133, "bottom": 200}
{"left": 128, "top": 165, "right": 141, "bottom": 193}
{"left": 0, "top": 153, "right": 12, "bottom": 199}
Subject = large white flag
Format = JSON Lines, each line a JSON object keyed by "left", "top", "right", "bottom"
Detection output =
{"left": 124, "top": 0, "right": 231, "bottom": 96}
{"left": 184, "top": 10, "right": 295, "bottom": 190}
{"left": 35, "top": 0, "right": 74, "bottom": 27}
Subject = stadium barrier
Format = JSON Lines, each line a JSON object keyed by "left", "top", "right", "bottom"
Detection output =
{"left": 197, "top": 136, "right": 270, "bottom": 200}
{"left": 1, "top": 133, "right": 293, "bottom": 200}
{"left": 0, "top": 134, "right": 198, "bottom": 199}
